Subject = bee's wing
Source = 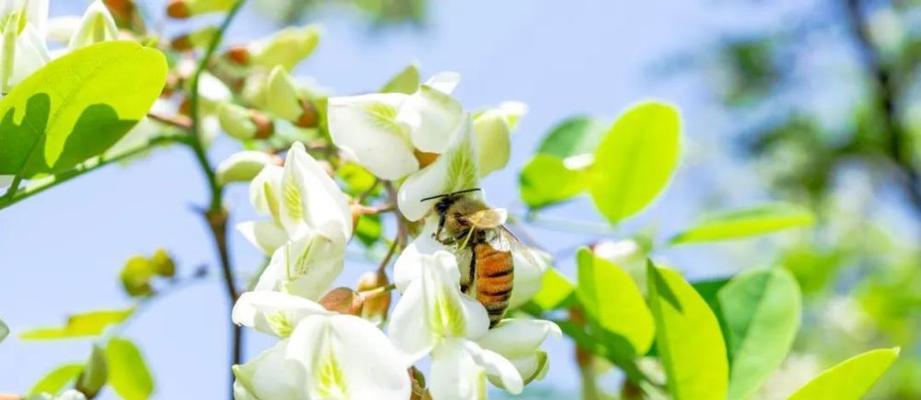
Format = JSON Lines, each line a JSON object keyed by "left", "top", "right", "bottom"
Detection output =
{"left": 489, "top": 226, "right": 544, "bottom": 267}
{"left": 466, "top": 208, "right": 508, "bottom": 229}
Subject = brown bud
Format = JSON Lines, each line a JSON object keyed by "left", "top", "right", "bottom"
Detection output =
{"left": 250, "top": 111, "right": 275, "bottom": 140}
{"left": 171, "top": 34, "right": 194, "bottom": 52}
{"left": 178, "top": 97, "right": 192, "bottom": 117}
{"left": 295, "top": 98, "right": 319, "bottom": 128}
{"left": 166, "top": 0, "right": 190, "bottom": 18}
{"left": 104, "top": 0, "right": 136, "bottom": 24}
{"left": 319, "top": 287, "right": 363, "bottom": 315}
{"left": 357, "top": 270, "right": 391, "bottom": 322}
{"left": 226, "top": 46, "right": 251, "bottom": 65}
{"left": 409, "top": 367, "right": 431, "bottom": 400}
{"left": 414, "top": 149, "right": 439, "bottom": 168}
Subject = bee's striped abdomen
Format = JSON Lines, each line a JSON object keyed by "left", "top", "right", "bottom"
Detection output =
{"left": 474, "top": 243, "right": 514, "bottom": 327}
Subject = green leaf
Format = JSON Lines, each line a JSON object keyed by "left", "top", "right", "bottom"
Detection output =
{"left": 0, "top": 318, "right": 8, "bottom": 343}
{"left": 647, "top": 262, "right": 728, "bottom": 400}
{"left": 590, "top": 102, "right": 681, "bottom": 224}
{"left": 536, "top": 115, "right": 607, "bottom": 158}
{"left": 355, "top": 214, "right": 382, "bottom": 247}
{"left": 670, "top": 203, "right": 815, "bottom": 245}
{"left": 519, "top": 154, "right": 589, "bottom": 209}
{"left": 719, "top": 268, "right": 801, "bottom": 400}
{"left": 120, "top": 249, "right": 176, "bottom": 297}
{"left": 29, "top": 363, "right": 83, "bottom": 396}
{"left": 530, "top": 268, "right": 575, "bottom": 311}
{"left": 787, "top": 347, "right": 900, "bottom": 400}
{"left": 20, "top": 308, "right": 134, "bottom": 340}
{"left": 107, "top": 338, "right": 154, "bottom": 400}
{"left": 381, "top": 63, "right": 420, "bottom": 94}
{"left": 576, "top": 248, "right": 654, "bottom": 354}
{"left": 0, "top": 41, "right": 167, "bottom": 178}
{"left": 76, "top": 344, "right": 108, "bottom": 398}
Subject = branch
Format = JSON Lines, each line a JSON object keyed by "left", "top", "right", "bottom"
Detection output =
{"left": 843, "top": 0, "right": 921, "bottom": 213}
{"left": 183, "top": 1, "right": 249, "bottom": 395}
{"left": 0, "top": 134, "right": 184, "bottom": 212}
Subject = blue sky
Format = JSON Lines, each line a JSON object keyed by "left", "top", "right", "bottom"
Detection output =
{"left": 0, "top": 0, "right": 805, "bottom": 398}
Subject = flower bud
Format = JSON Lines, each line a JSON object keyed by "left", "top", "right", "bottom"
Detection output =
{"left": 104, "top": 0, "right": 137, "bottom": 27}
{"left": 166, "top": 0, "right": 235, "bottom": 19}
{"left": 319, "top": 287, "right": 363, "bottom": 315}
{"left": 264, "top": 66, "right": 303, "bottom": 121}
{"left": 409, "top": 367, "right": 432, "bottom": 400}
{"left": 216, "top": 151, "right": 277, "bottom": 185}
{"left": 248, "top": 25, "right": 320, "bottom": 70}
{"left": 68, "top": 0, "right": 118, "bottom": 50}
{"left": 473, "top": 109, "right": 512, "bottom": 177}
{"left": 217, "top": 103, "right": 274, "bottom": 140}
{"left": 357, "top": 270, "right": 391, "bottom": 323}
{"left": 170, "top": 26, "right": 218, "bottom": 52}
{"left": 225, "top": 45, "right": 250, "bottom": 65}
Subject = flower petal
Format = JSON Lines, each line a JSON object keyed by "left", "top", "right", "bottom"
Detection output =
{"left": 249, "top": 164, "right": 283, "bottom": 220}
{"left": 398, "top": 85, "right": 463, "bottom": 153}
{"left": 387, "top": 271, "right": 438, "bottom": 364}
{"left": 425, "top": 71, "right": 461, "bottom": 94}
{"left": 429, "top": 339, "right": 486, "bottom": 400}
{"left": 280, "top": 142, "right": 352, "bottom": 241}
{"left": 330, "top": 315, "right": 413, "bottom": 399}
{"left": 507, "top": 247, "right": 551, "bottom": 309}
{"left": 237, "top": 220, "right": 288, "bottom": 255}
{"left": 233, "top": 340, "right": 308, "bottom": 400}
{"left": 392, "top": 217, "right": 447, "bottom": 291}
{"left": 255, "top": 233, "right": 345, "bottom": 301}
{"left": 476, "top": 319, "right": 560, "bottom": 359}
{"left": 473, "top": 109, "right": 512, "bottom": 177}
{"left": 10, "top": 23, "right": 49, "bottom": 87}
{"left": 328, "top": 93, "right": 419, "bottom": 180}
{"left": 67, "top": 0, "right": 117, "bottom": 50}
{"left": 232, "top": 291, "right": 329, "bottom": 337}
{"left": 463, "top": 341, "right": 523, "bottom": 395}
{"left": 397, "top": 116, "right": 480, "bottom": 221}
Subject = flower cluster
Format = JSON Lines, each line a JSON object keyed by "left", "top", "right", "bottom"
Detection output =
{"left": 231, "top": 72, "right": 558, "bottom": 399}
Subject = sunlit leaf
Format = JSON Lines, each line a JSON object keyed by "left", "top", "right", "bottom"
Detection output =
{"left": 20, "top": 308, "right": 134, "bottom": 340}
{"left": 29, "top": 363, "right": 83, "bottom": 396}
{"left": 787, "top": 348, "right": 900, "bottom": 400}
{"left": 0, "top": 41, "right": 168, "bottom": 178}
{"left": 590, "top": 102, "right": 681, "bottom": 224}
{"left": 576, "top": 248, "right": 654, "bottom": 354}
{"left": 647, "top": 262, "right": 728, "bottom": 400}
{"left": 107, "top": 337, "right": 154, "bottom": 400}
{"left": 76, "top": 344, "right": 108, "bottom": 398}
{"left": 355, "top": 214, "right": 382, "bottom": 247}
{"left": 519, "top": 154, "right": 589, "bottom": 209}
{"left": 719, "top": 268, "right": 801, "bottom": 400}
{"left": 670, "top": 203, "right": 815, "bottom": 245}
{"left": 536, "top": 115, "right": 607, "bottom": 158}
{"left": 530, "top": 268, "right": 575, "bottom": 311}
{"left": 381, "top": 63, "right": 420, "bottom": 94}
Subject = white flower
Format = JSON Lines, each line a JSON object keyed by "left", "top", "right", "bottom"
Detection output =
{"left": 27, "top": 390, "right": 87, "bottom": 400}
{"left": 67, "top": 0, "right": 117, "bottom": 50}
{"left": 216, "top": 151, "right": 277, "bottom": 185}
{"left": 327, "top": 72, "right": 463, "bottom": 180}
{"left": 254, "top": 233, "right": 345, "bottom": 301}
{"left": 429, "top": 338, "right": 524, "bottom": 399}
{"left": 475, "top": 319, "right": 560, "bottom": 385}
{"left": 388, "top": 250, "right": 489, "bottom": 362}
{"left": 232, "top": 291, "right": 330, "bottom": 337}
{"left": 2, "top": 16, "right": 49, "bottom": 92}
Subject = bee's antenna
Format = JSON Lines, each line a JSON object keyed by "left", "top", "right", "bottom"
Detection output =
{"left": 419, "top": 188, "right": 482, "bottom": 202}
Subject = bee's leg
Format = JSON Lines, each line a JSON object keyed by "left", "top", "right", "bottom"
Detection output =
{"left": 432, "top": 216, "right": 448, "bottom": 244}
{"left": 459, "top": 247, "right": 475, "bottom": 293}
{"left": 459, "top": 227, "right": 476, "bottom": 249}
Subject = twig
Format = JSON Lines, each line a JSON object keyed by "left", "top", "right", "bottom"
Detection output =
{"left": 147, "top": 112, "right": 192, "bottom": 130}
{"left": 184, "top": 1, "right": 248, "bottom": 395}
{"left": 377, "top": 235, "right": 401, "bottom": 273}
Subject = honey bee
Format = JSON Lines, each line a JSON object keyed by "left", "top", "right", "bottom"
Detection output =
{"left": 422, "top": 188, "right": 534, "bottom": 327}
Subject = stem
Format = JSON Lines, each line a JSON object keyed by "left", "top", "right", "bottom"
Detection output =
{"left": 843, "top": 0, "right": 921, "bottom": 214}
{"left": 0, "top": 135, "right": 183, "bottom": 211}
{"left": 184, "top": 1, "right": 248, "bottom": 396}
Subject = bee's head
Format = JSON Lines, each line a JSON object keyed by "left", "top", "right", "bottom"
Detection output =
{"left": 420, "top": 188, "right": 482, "bottom": 215}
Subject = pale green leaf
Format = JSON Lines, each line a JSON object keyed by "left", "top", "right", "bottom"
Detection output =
{"left": 590, "top": 102, "right": 681, "bottom": 224}
{"left": 787, "top": 347, "right": 900, "bottom": 400}
{"left": 29, "top": 363, "right": 83, "bottom": 396}
{"left": 107, "top": 337, "right": 154, "bottom": 400}
{"left": 381, "top": 63, "right": 420, "bottom": 94}
{"left": 647, "top": 262, "right": 728, "bottom": 400}
{"left": 530, "top": 268, "right": 575, "bottom": 311}
{"left": 519, "top": 154, "right": 589, "bottom": 209}
{"left": 537, "top": 115, "right": 607, "bottom": 158}
{"left": 20, "top": 308, "right": 134, "bottom": 340}
{"left": 719, "top": 268, "right": 801, "bottom": 400}
{"left": 670, "top": 203, "right": 815, "bottom": 245}
{"left": 576, "top": 248, "right": 654, "bottom": 354}
{"left": 0, "top": 318, "right": 7, "bottom": 343}
{"left": 0, "top": 41, "right": 167, "bottom": 178}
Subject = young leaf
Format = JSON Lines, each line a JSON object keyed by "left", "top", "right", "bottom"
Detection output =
{"left": 787, "top": 347, "right": 900, "bottom": 400}
{"left": 76, "top": 344, "right": 108, "bottom": 398}
{"left": 20, "top": 308, "right": 134, "bottom": 340}
{"left": 536, "top": 115, "right": 607, "bottom": 158}
{"left": 530, "top": 267, "right": 575, "bottom": 311}
{"left": 381, "top": 63, "right": 420, "bottom": 94}
{"left": 576, "top": 248, "right": 654, "bottom": 354}
{"left": 29, "top": 364, "right": 84, "bottom": 396}
{"left": 0, "top": 41, "right": 167, "bottom": 178}
{"left": 107, "top": 337, "right": 154, "bottom": 400}
{"left": 519, "top": 154, "right": 589, "bottom": 209}
{"left": 0, "top": 318, "right": 8, "bottom": 343}
{"left": 719, "top": 268, "right": 801, "bottom": 400}
{"left": 670, "top": 203, "right": 815, "bottom": 245}
{"left": 647, "top": 262, "right": 728, "bottom": 400}
{"left": 590, "top": 102, "right": 681, "bottom": 225}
